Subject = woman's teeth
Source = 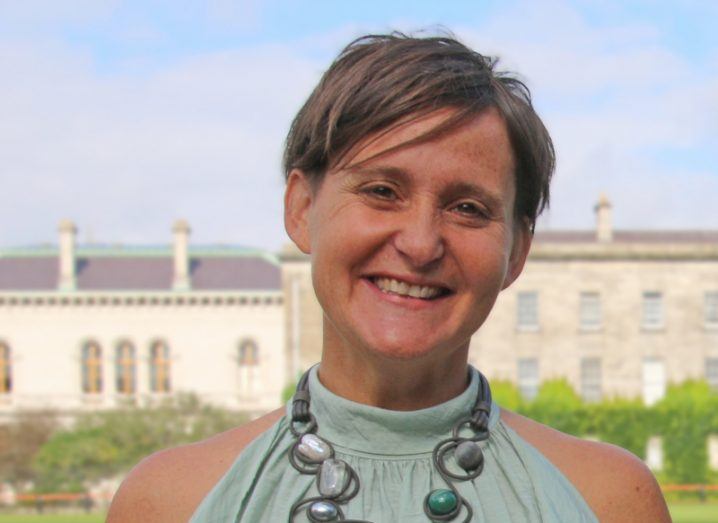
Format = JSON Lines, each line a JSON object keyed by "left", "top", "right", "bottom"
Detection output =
{"left": 373, "top": 277, "right": 443, "bottom": 299}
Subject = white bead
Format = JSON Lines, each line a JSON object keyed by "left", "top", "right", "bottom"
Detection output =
{"left": 318, "top": 459, "right": 348, "bottom": 497}
{"left": 297, "top": 434, "right": 332, "bottom": 462}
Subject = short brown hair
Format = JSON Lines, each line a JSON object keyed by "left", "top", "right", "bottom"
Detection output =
{"left": 283, "top": 32, "right": 554, "bottom": 230}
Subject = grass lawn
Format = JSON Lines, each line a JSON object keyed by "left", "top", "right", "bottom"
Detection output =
{"left": 0, "top": 515, "right": 105, "bottom": 523}
{"left": 670, "top": 502, "right": 718, "bottom": 523}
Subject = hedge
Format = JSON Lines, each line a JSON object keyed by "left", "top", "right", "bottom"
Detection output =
{"left": 505, "top": 378, "right": 718, "bottom": 485}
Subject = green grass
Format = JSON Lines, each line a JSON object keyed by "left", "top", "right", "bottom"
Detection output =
{"left": 669, "top": 502, "right": 718, "bottom": 523}
{"left": 0, "top": 515, "right": 105, "bottom": 523}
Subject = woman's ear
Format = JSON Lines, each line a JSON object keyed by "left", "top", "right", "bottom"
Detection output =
{"left": 284, "top": 169, "right": 313, "bottom": 254}
{"left": 502, "top": 217, "right": 532, "bottom": 290}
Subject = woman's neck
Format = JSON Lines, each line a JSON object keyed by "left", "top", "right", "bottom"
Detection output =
{"left": 317, "top": 329, "right": 472, "bottom": 411}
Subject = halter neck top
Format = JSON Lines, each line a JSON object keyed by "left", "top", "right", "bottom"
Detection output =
{"left": 190, "top": 366, "right": 598, "bottom": 522}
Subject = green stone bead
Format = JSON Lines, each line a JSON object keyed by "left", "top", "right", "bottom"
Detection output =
{"left": 427, "top": 489, "right": 458, "bottom": 515}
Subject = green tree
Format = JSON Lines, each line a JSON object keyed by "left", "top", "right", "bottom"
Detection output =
{"left": 655, "top": 380, "right": 718, "bottom": 484}
{"left": 490, "top": 379, "right": 523, "bottom": 411}
{"left": 586, "top": 397, "right": 650, "bottom": 458}
{"left": 33, "top": 393, "right": 246, "bottom": 492}
{"left": 0, "top": 410, "right": 57, "bottom": 488}
{"left": 523, "top": 379, "right": 585, "bottom": 435}
{"left": 33, "top": 428, "right": 119, "bottom": 492}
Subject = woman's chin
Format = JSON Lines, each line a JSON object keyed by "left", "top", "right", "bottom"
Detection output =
{"left": 359, "top": 334, "right": 450, "bottom": 362}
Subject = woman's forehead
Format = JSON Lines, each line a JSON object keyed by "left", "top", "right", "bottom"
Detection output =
{"left": 334, "top": 107, "right": 511, "bottom": 175}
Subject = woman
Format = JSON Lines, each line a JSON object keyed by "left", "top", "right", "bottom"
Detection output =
{"left": 108, "top": 33, "right": 670, "bottom": 522}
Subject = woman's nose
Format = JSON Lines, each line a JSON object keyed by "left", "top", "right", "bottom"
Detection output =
{"left": 391, "top": 205, "right": 445, "bottom": 268}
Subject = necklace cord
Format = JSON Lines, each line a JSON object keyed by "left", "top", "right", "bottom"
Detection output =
{"left": 287, "top": 367, "right": 491, "bottom": 522}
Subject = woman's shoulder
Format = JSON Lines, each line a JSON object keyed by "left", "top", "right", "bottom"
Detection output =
{"left": 106, "top": 407, "right": 285, "bottom": 523}
{"left": 499, "top": 408, "right": 671, "bottom": 523}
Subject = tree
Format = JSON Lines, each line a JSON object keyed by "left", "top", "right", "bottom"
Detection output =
{"left": 33, "top": 393, "right": 246, "bottom": 492}
{"left": 0, "top": 410, "right": 58, "bottom": 488}
{"left": 524, "top": 379, "right": 585, "bottom": 435}
{"left": 490, "top": 380, "right": 523, "bottom": 411}
{"left": 655, "top": 380, "right": 718, "bottom": 484}
{"left": 586, "top": 397, "right": 651, "bottom": 458}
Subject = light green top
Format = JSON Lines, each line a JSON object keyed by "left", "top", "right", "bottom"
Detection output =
{"left": 190, "top": 367, "right": 598, "bottom": 522}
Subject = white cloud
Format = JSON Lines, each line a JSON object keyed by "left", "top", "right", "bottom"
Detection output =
{"left": 0, "top": 0, "right": 120, "bottom": 26}
{"left": 0, "top": 39, "right": 321, "bottom": 249}
{"left": 456, "top": 0, "right": 717, "bottom": 230}
{"left": 205, "top": 0, "right": 262, "bottom": 32}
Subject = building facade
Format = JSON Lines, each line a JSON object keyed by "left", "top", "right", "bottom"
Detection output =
{"left": 0, "top": 221, "right": 285, "bottom": 421}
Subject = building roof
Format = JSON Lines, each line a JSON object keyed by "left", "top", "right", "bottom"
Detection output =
{"left": 0, "top": 246, "right": 280, "bottom": 292}
{"left": 534, "top": 230, "right": 718, "bottom": 244}
{"left": 0, "top": 257, "right": 58, "bottom": 291}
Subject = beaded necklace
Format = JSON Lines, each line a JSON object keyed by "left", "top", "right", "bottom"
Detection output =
{"left": 287, "top": 367, "right": 492, "bottom": 522}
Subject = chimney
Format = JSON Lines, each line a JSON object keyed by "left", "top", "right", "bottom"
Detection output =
{"left": 58, "top": 220, "right": 77, "bottom": 291}
{"left": 172, "top": 220, "right": 191, "bottom": 291}
{"left": 594, "top": 194, "right": 613, "bottom": 242}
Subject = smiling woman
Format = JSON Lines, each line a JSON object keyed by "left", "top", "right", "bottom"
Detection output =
{"left": 106, "top": 32, "right": 671, "bottom": 523}
{"left": 287, "top": 108, "right": 526, "bottom": 383}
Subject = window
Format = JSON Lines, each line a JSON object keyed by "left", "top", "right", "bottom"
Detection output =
{"left": 642, "top": 358, "right": 665, "bottom": 406}
{"left": 580, "top": 358, "right": 602, "bottom": 402}
{"left": 237, "top": 338, "right": 260, "bottom": 398}
{"left": 706, "top": 292, "right": 718, "bottom": 328}
{"left": 708, "top": 435, "right": 718, "bottom": 471}
{"left": 0, "top": 341, "right": 11, "bottom": 394}
{"left": 238, "top": 339, "right": 259, "bottom": 366}
{"left": 517, "top": 358, "right": 539, "bottom": 400}
{"left": 517, "top": 292, "right": 539, "bottom": 331}
{"left": 115, "top": 341, "right": 136, "bottom": 395}
{"left": 149, "top": 340, "right": 171, "bottom": 393}
{"left": 579, "top": 292, "right": 602, "bottom": 330}
{"left": 646, "top": 436, "right": 663, "bottom": 471}
{"left": 706, "top": 358, "right": 718, "bottom": 391}
{"left": 641, "top": 291, "right": 663, "bottom": 329}
{"left": 81, "top": 341, "right": 103, "bottom": 394}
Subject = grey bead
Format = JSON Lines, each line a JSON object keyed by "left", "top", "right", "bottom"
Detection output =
{"left": 318, "top": 458, "right": 348, "bottom": 497}
{"left": 455, "top": 440, "right": 484, "bottom": 471}
{"left": 308, "top": 500, "right": 339, "bottom": 521}
{"left": 297, "top": 434, "right": 332, "bottom": 462}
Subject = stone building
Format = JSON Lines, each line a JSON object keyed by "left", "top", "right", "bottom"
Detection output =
{"left": 1, "top": 197, "right": 717, "bottom": 423}
{"left": 0, "top": 220, "right": 285, "bottom": 421}
{"left": 473, "top": 196, "right": 718, "bottom": 404}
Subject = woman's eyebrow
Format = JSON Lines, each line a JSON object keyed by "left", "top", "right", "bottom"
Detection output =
{"left": 343, "top": 164, "right": 410, "bottom": 182}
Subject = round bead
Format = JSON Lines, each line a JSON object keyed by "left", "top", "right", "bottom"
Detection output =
{"left": 427, "top": 489, "right": 458, "bottom": 516}
{"left": 308, "top": 500, "right": 339, "bottom": 521}
{"left": 455, "top": 440, "right": 484, "bottom": 471}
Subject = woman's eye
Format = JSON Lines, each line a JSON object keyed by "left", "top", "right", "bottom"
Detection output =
{"left": 367, "top": 185, "right": 396, "bottom": 200}
{"left": 454, "top": 201, "right": 484, "bottom": 216}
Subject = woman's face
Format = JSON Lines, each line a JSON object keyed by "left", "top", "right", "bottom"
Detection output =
{"left": 285, "top": 107, "right": 531, "bottom": 363}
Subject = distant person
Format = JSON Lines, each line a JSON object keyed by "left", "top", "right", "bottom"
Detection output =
{"left": 108, "top": 32, "right": 670, "bottom": 522}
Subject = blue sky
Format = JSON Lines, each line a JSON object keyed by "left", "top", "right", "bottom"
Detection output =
{"left": 0, "top": 0, "right": 716, "bottom": 249}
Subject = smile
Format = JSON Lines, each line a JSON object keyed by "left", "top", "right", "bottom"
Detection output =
{"left": 370, "top": 277, "right": 450, "bottom": 300}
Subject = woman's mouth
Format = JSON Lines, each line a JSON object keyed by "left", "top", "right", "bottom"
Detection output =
{"left": 369, "top": 277, "right": 451, "bottom": 300}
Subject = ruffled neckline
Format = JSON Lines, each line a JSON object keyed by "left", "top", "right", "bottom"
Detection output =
{"left": 305, "top": 365, "right": 499, "bottom": 456}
